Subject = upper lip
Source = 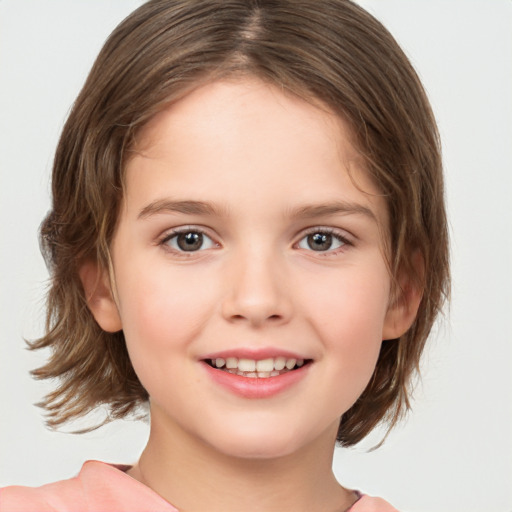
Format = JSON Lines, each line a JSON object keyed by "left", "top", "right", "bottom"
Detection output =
{"left": 201, "top": 347, "right": 311, "bottom": 361}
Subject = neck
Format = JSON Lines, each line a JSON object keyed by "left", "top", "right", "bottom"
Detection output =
{"left": 128, "top": 410, "right": 355, "bottom": 512}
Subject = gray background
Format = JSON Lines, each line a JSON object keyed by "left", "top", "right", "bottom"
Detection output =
{"left": 1, "top": 1, "right": 511, "bottom": 511}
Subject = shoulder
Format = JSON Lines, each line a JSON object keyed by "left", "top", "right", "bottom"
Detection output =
{"left": 0, "top": 461, "right": 177, "bottom": 512}
{"left": 1, "top": 473, "right": 84, "bottom": 512}
{"left": 349, "top": 493, "right": 400, "bottom": 512}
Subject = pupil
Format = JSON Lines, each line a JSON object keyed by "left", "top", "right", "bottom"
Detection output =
{"left": 177, "top": 232, "right": 203, "bottom": 251}
{"left": 308, "top": 233, "right": 332, "bottom": 251}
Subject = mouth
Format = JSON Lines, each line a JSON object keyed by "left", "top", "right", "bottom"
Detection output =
{"left": 204, "top": 357, "right": 312, "bottom": 379}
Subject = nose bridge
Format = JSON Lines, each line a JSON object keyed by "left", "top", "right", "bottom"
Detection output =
{"left": 221, "top": 240, "right": 292, "bottom": 326}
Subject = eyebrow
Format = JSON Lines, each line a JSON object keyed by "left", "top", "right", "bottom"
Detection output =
{"left": 138, "top": 199, "right": 224, "bottom": 219}
{"left": 288, "top": 201, "right": 377, "bottom": 222}
{"left": 138, "top": 198, "right": 377, "bottom": 222}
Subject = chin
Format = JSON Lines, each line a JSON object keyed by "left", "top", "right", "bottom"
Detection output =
{"left": 202, "top": 421, "right": 324, "bottom": 461}
{"left": 213, "top": 437, "right": 300, "bottom": 460}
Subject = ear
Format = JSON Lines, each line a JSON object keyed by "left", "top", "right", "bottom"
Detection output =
{"left": 382, "top": 253, "right": 424, "bottom": 340}
{"left": 79, "top": 260, "right": 122, "bottom": 333}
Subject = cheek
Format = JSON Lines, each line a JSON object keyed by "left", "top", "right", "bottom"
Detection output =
{"left": 300, "top": 262, "right": 390, "bottom": 337}
{"left": 115, "top": 263, "right": 219, "bottom": 359}
{"left": 299, "top": 264, "right": 390, "bottom": 395}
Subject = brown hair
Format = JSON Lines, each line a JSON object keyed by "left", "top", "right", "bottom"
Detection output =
{"left": 30, "top": 0, "right": 449, "bottom": 446}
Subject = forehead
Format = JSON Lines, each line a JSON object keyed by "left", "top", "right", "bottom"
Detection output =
{"left": 134, "top": 79, "right": 347, "bottom": 151}
{"left": 124, "top": 78, "right": 387, "bottom": 227}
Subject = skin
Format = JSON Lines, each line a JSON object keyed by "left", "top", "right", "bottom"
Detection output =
{"left": 82, "top": 78, "right": 421, "bottom": 512}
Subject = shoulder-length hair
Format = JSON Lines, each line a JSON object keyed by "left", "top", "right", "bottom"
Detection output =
{"left": 31, "top": 0, "right": 449, "bottom": 446}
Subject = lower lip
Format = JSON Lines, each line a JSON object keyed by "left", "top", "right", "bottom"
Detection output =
{"left": 201, "top": 362, "right": 311, "bottom": 399}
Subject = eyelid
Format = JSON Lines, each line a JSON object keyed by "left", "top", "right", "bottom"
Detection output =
{"left": 294, "top": 226, "right": 354, "bottom": 253}
{"left": 156, "top": 224, "right": 353, "bottom": 255}
{"left": 158, "top": 225, "right": 220, "bottom": 253}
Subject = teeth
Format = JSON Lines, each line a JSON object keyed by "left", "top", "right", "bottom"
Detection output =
{"left": 274, "top": 357, "right": 286, "bottom": 371}
{"left": 238, "top": 359, "right": 256, "bottom": 372}
{"left": 256, "top": 358, "right": 274, "bottom": 372}
{"left": 285, "top": 358, "right": 297, "bottom": 370}
{"left": 210, "top": 356, "right": 307, "bottom": 377}
{"left": 225, "top": 357, "right": 238, "bottom": 369}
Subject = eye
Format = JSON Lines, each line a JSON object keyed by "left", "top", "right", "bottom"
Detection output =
{"left": 297, "top": 230, "right": 348, "bottom": 252}
{"left": 162, "top": 229, "right": 216, "bottom": 252}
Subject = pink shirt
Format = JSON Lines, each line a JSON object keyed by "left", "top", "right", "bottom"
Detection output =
{"left": 0, "top": 461, "right": 398, "bottom": 511}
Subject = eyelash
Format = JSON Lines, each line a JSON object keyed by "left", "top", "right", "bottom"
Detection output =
{"left": 159, "top": 226, "right": 218, "bottom": 255}
{"left": 157, "top": 226, "right": 353, "bottom": 256}
{"left": 295, "top": 227, "right": 352, "bottom": 255}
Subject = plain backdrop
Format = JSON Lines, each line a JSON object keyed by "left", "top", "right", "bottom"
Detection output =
{"left": 1, "top": 2, "right": 511, "bottom": 511}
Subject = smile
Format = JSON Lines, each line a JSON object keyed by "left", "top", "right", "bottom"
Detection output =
{"left": 206, "top": 357, "right": 310, "bottom": 378}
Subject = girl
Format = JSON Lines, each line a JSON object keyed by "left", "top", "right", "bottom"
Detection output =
{"left": 1, "top": 1, "right": 450, "bottom": 510}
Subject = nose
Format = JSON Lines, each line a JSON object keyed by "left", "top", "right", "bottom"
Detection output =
{"left": 221, "top": 246, "right": 293, "bottom": 328}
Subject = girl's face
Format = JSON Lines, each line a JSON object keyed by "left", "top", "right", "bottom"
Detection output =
{"left": 97, "top": 79, "right": 413, "bottom": 459}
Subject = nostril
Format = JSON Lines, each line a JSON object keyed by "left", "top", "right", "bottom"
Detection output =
{"left": 229, "top": 313, "right": 281, "bottom": 322}
{"left": 221, "top": 294, "right": 292, "bottom": 326}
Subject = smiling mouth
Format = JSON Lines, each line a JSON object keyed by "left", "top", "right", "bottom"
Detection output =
{"left": 205, "top": 357, "right": 312, "bottom": 378}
